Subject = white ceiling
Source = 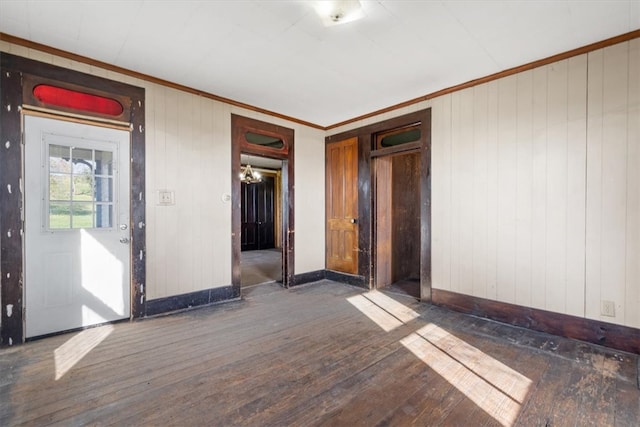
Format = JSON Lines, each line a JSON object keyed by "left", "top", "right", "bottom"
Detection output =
{"left": 241, "top": 153, "right": 282, "bottom": 170}
{"left": 1, "top": 1, "right": 638, "bottom": 127}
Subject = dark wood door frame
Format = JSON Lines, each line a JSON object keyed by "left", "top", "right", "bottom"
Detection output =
{"left": 326, "top": 109, "right": 431, "bottom": 301}
{"left": 231, "top": 115, "right": 294, "bottom": 290}
{"left": 0, "top": 53, "right": 146, "bottom": 346}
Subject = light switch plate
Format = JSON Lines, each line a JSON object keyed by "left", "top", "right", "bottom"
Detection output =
{"left": 157, "top": 190, "right": 175, "bottom": 206}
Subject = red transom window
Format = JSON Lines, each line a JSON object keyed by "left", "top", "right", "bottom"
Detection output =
{"left": 33, "top": 85, "right": 124, "bottom": 116}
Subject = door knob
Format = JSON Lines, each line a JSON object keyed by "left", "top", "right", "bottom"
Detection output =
{"left": 120, "top": 237, "right": 130, "bottom": 244}
{"left": 350, "top": 218, "right": 358, "bottom": 224}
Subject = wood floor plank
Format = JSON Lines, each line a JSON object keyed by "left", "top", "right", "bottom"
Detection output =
{"left": 1, "top": 279, "right": 638, "bottom": 427}
{"left": 100, "top": 316, "right": 368, "bottom": 424}
{"left": 16, "top": 301, "right": 361, "bottom": 424}
{"left": 180, "top": 325, "right": 417, "bottom": 425}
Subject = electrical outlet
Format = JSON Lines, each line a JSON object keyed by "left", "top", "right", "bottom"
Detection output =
{"left": 601, "top": 300, "right": 616, "bottom": 317}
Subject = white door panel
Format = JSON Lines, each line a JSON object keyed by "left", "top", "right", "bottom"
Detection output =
{"left": 24, "top": 115, "right": 130, "bottom": 338}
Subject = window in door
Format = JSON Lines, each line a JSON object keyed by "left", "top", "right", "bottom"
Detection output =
{"left": 47, "top": 143, "right": 115, "bottom": 230}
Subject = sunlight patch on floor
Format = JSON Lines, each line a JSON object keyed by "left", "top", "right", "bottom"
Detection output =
{"left": 54, "top": 324, "right": 113, "bottom": 380}
{"left": 347, "top": 290, "right": 420, "bottom": 332}
{"left": 401, "top": 323, "right": 532, "bottom": 427}
{"left": 363, "top": 290, "right": 420, "bottom": 323}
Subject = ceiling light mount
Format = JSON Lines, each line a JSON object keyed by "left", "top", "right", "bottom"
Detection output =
{"left": 330, "top": 12, "right": 344, "bottom": 22}
{"left": 316, "top": 0, "right": 364, "bottom": 26}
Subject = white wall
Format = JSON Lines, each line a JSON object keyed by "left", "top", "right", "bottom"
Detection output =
{"left": 585, "top": 40, "right": 640, "bottom": 327}
{"left": 0, "top": 41, "right": 326, "bottom": 301}
{"left": 432, "top": 39, "right": 639, "bottom": 328}
{"left": 331, "top": 38, "right": 640, "bottom": 329}
{"left": 145, "top": 85, "right": 233, "bottom": 299}
{"left": 431, "top": 56, "right": 589, "bottom": 317}
{"left": 2, "top": 36, "right": 637, "bottom": 327}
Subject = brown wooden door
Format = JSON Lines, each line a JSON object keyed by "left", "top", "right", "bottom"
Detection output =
{"left": 326, "top": 137, "right": 359, "bottom": 274}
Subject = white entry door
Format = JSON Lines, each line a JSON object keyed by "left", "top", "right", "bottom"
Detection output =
{"left": 24, "top": 115, "right": 131, "bottom": 338}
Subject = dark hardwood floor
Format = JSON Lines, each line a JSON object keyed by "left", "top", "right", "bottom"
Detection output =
{"left": 1, "top": 280, "right": 638, "bottom": 426}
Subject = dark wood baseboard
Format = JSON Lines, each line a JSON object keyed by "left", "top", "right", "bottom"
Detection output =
{"left": 25, "top": 318, "right": 130, "bottom": 342}
{"left": 292, "top": 269, "right": 367, "bottom": 288}
{"left": 143, "top": 270, "right": 359, "bottom": 316}
{"left": 432, "top": 289, "right": 640, "bottom": 355}
{"left": 145, "top": 285, "right": 240, "bottom": 317}
{"left": 292, "top": 270, "right": 326, "bottom": 287}
{"left": 325, "top": 270, "right": 368, "bottom": 289}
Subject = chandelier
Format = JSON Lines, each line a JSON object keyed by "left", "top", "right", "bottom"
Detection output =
{"left": 239, "top": 163, "right": 262, "bottom": 184}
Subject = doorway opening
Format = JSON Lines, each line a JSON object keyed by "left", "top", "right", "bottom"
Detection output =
{"left": 369, "top": 113, "right": 431, "bottom": 301}
{"left": 324, "top": 109, "right": 431, "bottom": 300}
{"left": 1, "top": 53, "right": 145, "bottom": 345}
{"left": 374, "top": 151, "right": 421, "bottom": 299}
{"left": 231, "top": 114, "right": 294, "bottom": 292}
{"left": 240, "top": 154, "right": 283, "bottom": 287}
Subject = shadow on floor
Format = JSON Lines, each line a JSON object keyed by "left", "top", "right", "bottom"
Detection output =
{"left": 379, "top": 278, "right": 420, "bottom": 299}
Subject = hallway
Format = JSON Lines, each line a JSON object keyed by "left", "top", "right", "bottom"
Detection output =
{"left": 240, "top": 249, "right": 281, "bottom": 287}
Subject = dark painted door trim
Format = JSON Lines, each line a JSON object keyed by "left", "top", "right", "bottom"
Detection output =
{"left": 231, "top": 114, "right": 294, "bottom": 289}
{"left": 326, "top": 109, "right": 431, "bottom": 301}
{"left": 0, "top": 52, "right": 146, "bottom": 346}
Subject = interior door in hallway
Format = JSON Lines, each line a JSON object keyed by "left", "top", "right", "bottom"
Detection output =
{"left": 241, "top": 176, "right": 275, "bottom": 251}
{"left": 326, "top": 137, "right": 359, "bottom": 274}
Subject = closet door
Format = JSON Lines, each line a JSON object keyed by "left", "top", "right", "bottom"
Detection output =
{"left": 326, "top": 137, "right": 359, "bottom": 274}
{"left": 241, "top": 176, "right": 275, "bottom": 251}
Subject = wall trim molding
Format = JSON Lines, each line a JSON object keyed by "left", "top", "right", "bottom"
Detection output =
{"left": 326, "top": 29, "right": 640, "bottom": 130}
{"left": 146, "top": 273, "right": 332, "bottom": 315}
{"left": 292, "top": 269, "right": 367, "bottom": 288}
{"left": 0, "top": 33, "right": 323, "bottom": 131}
{"left": 293, "top": 270, "right": 326, "bottom": 287}
{"left": 432, "top": 289, "right": 640, "bottom": 355}
{"left": 146, "top": 286, "right": 241, "bottom": 317}
{"left": 3, "top": 30, "right": 638, "bottom": 131}
{"left": 326, "top": 270, "right": 367, "bottom": 289}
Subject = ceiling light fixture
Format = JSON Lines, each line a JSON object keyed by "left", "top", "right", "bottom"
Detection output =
{"left": 315, "top": 0, "right": 364, "bottom": 26}
{"left": 239, "top": 162, "right": 262, "bottom": 184}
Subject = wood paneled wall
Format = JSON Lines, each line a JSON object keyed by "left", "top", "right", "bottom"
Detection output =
{"left": 2, "top": 36, "right": 637, "bottom": 328}
{"left": 431, "top": 39, "right": 639, "bottom": 328}
{"left": 145, "top": 85, "right": 233, "bottom": 299}
{"left": 0, "top": 41, "right": 326, "bottom": 302}
{"left": 585, "top": 40, "right": 640, "bottom": 328}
